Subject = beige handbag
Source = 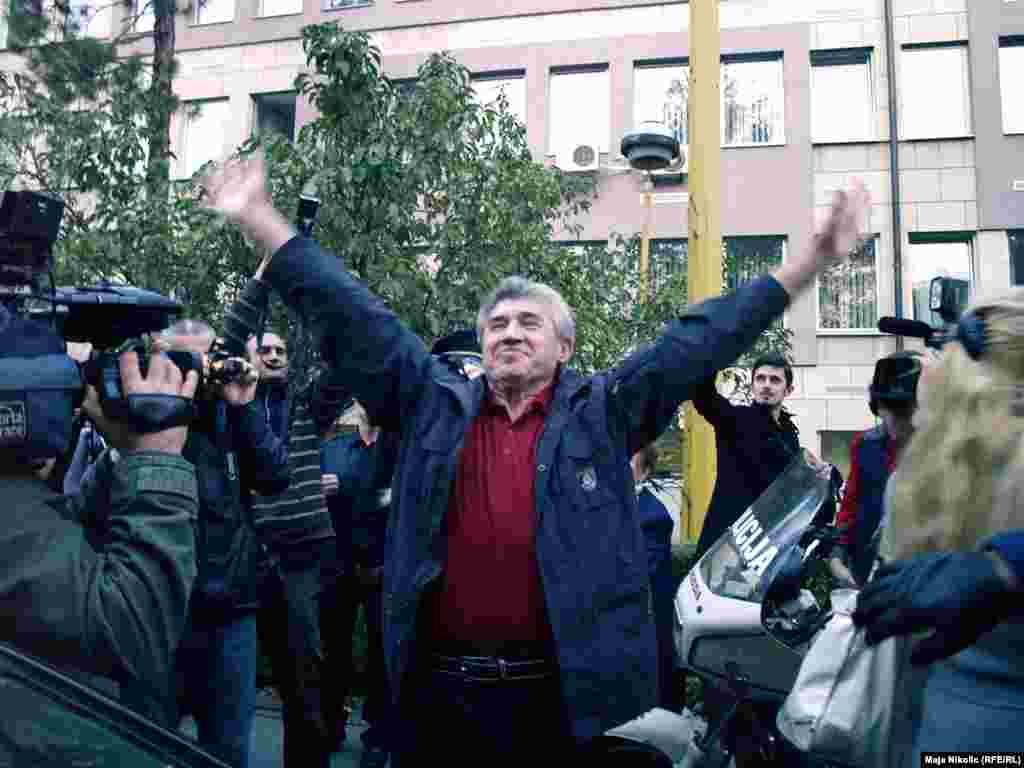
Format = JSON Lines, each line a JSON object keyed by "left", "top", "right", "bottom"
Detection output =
{"left": 776, "top": 588, "right": 919, "bottom": 768}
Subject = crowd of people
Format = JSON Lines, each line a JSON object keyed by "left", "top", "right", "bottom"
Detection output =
{"left": 4, "top": 152, "right": 1020, "bottom": 768}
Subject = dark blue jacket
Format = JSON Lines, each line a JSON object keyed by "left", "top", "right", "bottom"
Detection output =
{"left": 264, "top": 236, "right": 790, "bottom": 743}
{"left": 185, "top": 397, "right": 291, "bottom": 618}
{"left": 693, "top": 378, "right": 800, "bottom": 559}
{"left": 321, "top": 430, "right": 397, "bottom": 572}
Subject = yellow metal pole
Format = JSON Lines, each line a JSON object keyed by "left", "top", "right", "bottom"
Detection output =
{"left": 684, "top": 0, "right": 722, "bottom": 543}
{"left": 639, "top": 175, "right": 654, "bottom": 304}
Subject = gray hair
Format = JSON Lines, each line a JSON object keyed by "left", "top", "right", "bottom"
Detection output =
{"left": 476, "top": 276, "right": 576, "bottom": 344}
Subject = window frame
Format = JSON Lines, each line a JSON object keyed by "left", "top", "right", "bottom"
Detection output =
{"left": 905, "top": 231, "right": 975, "bottom": 328}
{"left": 174, "top": 97, "right": 232, "bottom": 181}
{"left": 1009, "top": 230, "right": 1024, "bottom": 287}
{"left": 193, "top": 0, "right": 234, "bottom": 26}
{"left": 720, "top": 51, "right": 786, "bottom": 148}
{"left": 258, "top": 0, "right": 304, "bottom": 17}
{"left": 547, "top": 63, "right": 611, "bottom": 157}
{"left": 998, "top": 36, "right": 1024, "bottom": 136}
{"left": 321, "top": 0, "right": 372, "bottom": 11}
{"left": 128, "top": 0, "right": 154, "bottom": 34}
{"left": 815, "top": 234, "right": 881, "bottom": 335}
{"left": 724, "top": 234, "right": 789, "bottom": 330}
{"left": 251, "top": 90, "right": 298, "bottom": 142}
{"left": 809, "top": 47, "right": 875, "bottom": 144}
{"left": 898, "top": 41, "right": 973, "bottom": 141}
{"left": 470, "top": 69, "right": 527, "bottom": 127}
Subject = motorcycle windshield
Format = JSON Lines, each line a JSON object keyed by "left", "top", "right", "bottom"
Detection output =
{"left": 699, "top": 450, "right": 832, "bottom": 604}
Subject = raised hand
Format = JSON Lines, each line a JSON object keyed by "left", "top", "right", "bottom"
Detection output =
{"left": 201, "top": 154, "right": 271, "bottom": 221}
{"left": 815, "top": 182, "right": 872, "bottom": 264}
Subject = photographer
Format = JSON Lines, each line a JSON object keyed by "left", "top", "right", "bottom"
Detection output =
{"left": 0, "top": 304, "right": 200, "bottom": 706}
{"left": 124, "top": 319, "right": 290, "bottom": 768}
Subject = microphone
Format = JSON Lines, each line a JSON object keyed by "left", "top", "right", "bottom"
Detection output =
{"left": 877, "top": 316, "right": 934, "bottom": 339}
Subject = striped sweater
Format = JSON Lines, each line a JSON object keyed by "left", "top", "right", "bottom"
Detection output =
{"left": 222, "top": 278, "right": 335, "bottom": 560}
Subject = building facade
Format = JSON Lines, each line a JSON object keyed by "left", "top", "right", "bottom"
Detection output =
{"left": 2, "top": 0, "right": 1024, "bottom": 474}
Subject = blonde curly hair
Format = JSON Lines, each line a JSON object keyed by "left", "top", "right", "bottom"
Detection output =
{"left": 890, "top": 288, "right": 1024, "bottom": 558}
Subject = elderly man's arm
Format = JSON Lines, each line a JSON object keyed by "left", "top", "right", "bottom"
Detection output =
{"left": 201, "top": 156, "right": 431, "bottom": 431}
{"left": 610, "top": 185, "right": 871, "bottom": 454}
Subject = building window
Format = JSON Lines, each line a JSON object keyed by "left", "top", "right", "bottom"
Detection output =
{"left": 810, "top": 48, "right": 874, "bottom": 143}
{"left": 174, "top": 99, "right": 231, "bottom": 180}
{"left": 633, "top": 60, "right": 689, "bottom": 147}
{"left": 820, "top": 430, "right": 859, "bottom": 480}
{"left": 260, "top": 0, "right": 302, "bottom": 16}
{"left": 195, "top": 0, "right": 233, "bottom": 25}
{"left": 471, "top": 72, "right": 526, "bottom": 126}
{"left": 900, "top": 43, "right": 971, "bottom": 140}
{"left": 999, "top": 37, "right": 1024, "bottom": 135}
{"left": 1010, "top": 230, "right": 1024, "bottom": 286}
{"left": 62, "top": 0, "right": 112, "bottom": 38}
{"left": 548, "top": 65, "right": 610, "bottom": 158}
{"left": 724, "top": 235, "right": 785, "bottom": 290}
{"left": 721, "top": 54, "right": 785, "bottom": 146}
{"left": 252, "top": 92, "right": 296, "bottom": 141}
{"left": 907, "top": 234, "right": 973, "bottom": 328}
{"left": 818, "top": 236, "right": 878, "bottom": 331}
{"left": 129, "top": 0, "right": 154, "bottom": 33}
{"left": 323, "top": 0, "right": 371, "bottom": 10}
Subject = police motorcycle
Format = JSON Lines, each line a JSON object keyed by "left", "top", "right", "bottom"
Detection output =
{"left": 599, "top": 451, "right": 848, "bottom": 768}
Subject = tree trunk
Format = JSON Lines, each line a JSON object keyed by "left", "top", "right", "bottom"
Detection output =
{"left": 147, "top": 0, "right": 175, "bottom": 191}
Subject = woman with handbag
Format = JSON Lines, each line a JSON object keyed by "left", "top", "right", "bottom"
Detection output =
{"left": 852, "top": 289, "right": 1024, "bottom": 759}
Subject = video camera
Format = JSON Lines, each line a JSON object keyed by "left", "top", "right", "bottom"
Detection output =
{"left": 0, "top": 189, "right": 200, "bottom": 460}
{"left": 877, "top": 275, "right": 969, "bottom": 349}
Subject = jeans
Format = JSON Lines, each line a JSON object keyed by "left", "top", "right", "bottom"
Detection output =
{"left": 177, "top": 613, "right": 259, "bottom": 768}
{"left": 391, "top": 656, "right": 575, "bottom": 768}
{"left": 258, "top": 565, "right": 330, "bottom": 768}
{"left": 320, "top": 569, "right": 393, "bottom": 753}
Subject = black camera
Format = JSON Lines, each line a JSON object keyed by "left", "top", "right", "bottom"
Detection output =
{"left": 877, "top": 276, "right": 969, "bottom": 350}
{"left": 1, "top": 189, "right": 199, "bottom": 459}
{"left": 204, "top": 338, "right": 258, "bottom": 390}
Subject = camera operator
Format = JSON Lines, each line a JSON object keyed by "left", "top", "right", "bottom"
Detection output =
{"left": 0, "top": 304, "right": 200, "bottom": 706}
{"left": 120, "top": 318, "right": 290, "bottom": 768}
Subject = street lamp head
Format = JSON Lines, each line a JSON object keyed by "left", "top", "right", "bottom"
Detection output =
{"left": 620, "top": 121, "right": 683, "bottom": 172}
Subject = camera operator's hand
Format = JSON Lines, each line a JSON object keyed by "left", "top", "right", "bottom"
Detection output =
{"left": 83, "top": 350, "right": 199, "bottom": 455}
{"left": 828, "top": 556, "right": 858, "bottom": 589}
{"left": 852, "top": 551, "right": 1021, "bottom": 665}
{"left": 220, "top": 376, "right": 258, "bottom": 407}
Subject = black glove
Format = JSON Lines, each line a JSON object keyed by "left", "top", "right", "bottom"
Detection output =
{"left": 852, "top": 551, "right": 1021, "bottom": 665}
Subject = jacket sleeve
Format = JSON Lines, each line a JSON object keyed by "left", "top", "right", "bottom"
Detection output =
{"left": 835, "top": 433, "right": 864, "bottom": 549}
{"left": 691, "top": 374, "right": 739, "bottom": 432}
{"left": 222, "top": 278, "right": 272, "bottom": 357}
{"left": 607, "top": 275, "right": 790, "bottom": 456}
{"left": 0, "top": 453, "right": 198, "bottom": 693}
{"left": 263, "top": 237, "right": 432, "bottom": 433}
{"left": 235, "top": 399, "right": 292, "bottom": 496}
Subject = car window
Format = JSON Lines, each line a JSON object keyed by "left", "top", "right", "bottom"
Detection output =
{"left": 0, "top": 644, "right": 225, "bottom": 768}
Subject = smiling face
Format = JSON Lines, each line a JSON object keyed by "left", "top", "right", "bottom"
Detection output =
{"left": 480, "top": 297, "right": 572, "bottom": 392}
{"left": 247, "top": 332, "right": 289, "bottom": 383}
{"left": 751, "top": 364, "right": 793, "bottom": 408}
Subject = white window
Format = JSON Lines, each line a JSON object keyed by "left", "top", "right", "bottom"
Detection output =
{"left": 633, "top": 60, "right": 689, "bottom": 147}
{"left": 195, "top": 0, "right": 233, "bottom": 25}
{"left": 900, "top": 44, "right": 971, "bottom": 139}
{"left": 323, "top": 0, "right": 371, "bottom": 10}
{"left": 260, "top": 0, "right": 302, "bottom": 17}
{"left": 999, "top": 38, "right": 1024, "bottom": 135}
{"left": 811, "top": 48, "right": 874, "bottom": 143}
{"left": 175, "top": 99, "right": 231, "bottom": 180}
{"left": 908, "top": 236, "right": 973, "bottom": 329}
{"left": 252, "top": 92, "right": 297, "bottom": 140}
{"left": 818, "top": 236, "right": 878, "bottom": 331}
{"left": 63, "top": 0, "right": 112, "bottom": 38}
{"left": 548, "top": 66, "right": 610, "bottom": 157}
{"left": 471, "top": 73, "right": 526, "bottom": 127}
{"left": 130, "top": 0, "right": 154, "bottom": 33}
{"left": 721, "top": 54, "right": 785, "bottom": 146}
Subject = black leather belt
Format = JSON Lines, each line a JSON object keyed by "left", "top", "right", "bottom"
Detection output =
{"left": 431, "top": 654, "right": 557, "bottom": 683}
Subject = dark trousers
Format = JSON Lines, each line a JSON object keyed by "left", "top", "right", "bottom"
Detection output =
{"left": 258, "top": 565, "right": 331, "bottom": 768}
{"left": 391, "top": 658, "right": 576, "bottom": 768}
{"left": 319, "top": 569, "right": 392, "bottom": 752}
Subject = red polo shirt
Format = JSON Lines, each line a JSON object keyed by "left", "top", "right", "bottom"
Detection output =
{"left": 431, "top": 384, "right": 555, "bottom": 651}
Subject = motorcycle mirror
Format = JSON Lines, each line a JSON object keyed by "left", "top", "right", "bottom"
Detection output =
{"left": 760, "top": 543, "right": 825, "bottom": 649}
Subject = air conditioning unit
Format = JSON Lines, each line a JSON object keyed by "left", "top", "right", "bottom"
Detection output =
{"left": 557, "top": 143, "right": 600, "bottom": 173}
